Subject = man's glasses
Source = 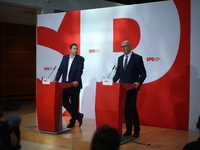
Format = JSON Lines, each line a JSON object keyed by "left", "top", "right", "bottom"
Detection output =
{"left": 121, "top": 45, "right": 130, "bottom": 48}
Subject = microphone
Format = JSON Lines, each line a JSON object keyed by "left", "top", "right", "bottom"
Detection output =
{"left": 48, "top": 66, "right": 56, "bottom": 79}
{"left": 107, "top": 65, "right": 115, "bottom": 79}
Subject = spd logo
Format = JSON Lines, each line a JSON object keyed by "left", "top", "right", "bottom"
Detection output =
{"left": 89, "top": 49, "right": 100, "bottom": 53}
{"left": 146, "top": 57, "right": 161, "bottom": 61}
{"left": 44, "top": 67, "right": 53, "bottom": 71}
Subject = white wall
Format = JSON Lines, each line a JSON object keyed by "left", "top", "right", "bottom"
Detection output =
{"left": 189, "top": 0, "right": 200, "bottom": 132}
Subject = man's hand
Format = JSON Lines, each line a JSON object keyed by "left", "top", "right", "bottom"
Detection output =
{"left": 72, "top": 81, "right": 78, "bottom": 87}
{"left": 133, "top": 82, "right": 141, "bottom": 89}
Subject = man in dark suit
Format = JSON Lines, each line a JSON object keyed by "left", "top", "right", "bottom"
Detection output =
{"left": 113, "top": 40, "right": 147, "bottom": 138}
{"left": 55, "top": 43, "right": 84, "bottom": 128}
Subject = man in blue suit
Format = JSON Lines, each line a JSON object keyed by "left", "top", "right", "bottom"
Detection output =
{"left": 113, "top": 40, "right": 147, "bottom": 138}
{"left": 55, "top": 43, "right": 84, "bottom": 128}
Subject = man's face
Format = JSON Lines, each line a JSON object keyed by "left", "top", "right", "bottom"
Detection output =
{"left": 70, "top": 45, "right": 78, "bottom": 56}
{"left": 121, "top": 41, "right": 131, "bottom": 55}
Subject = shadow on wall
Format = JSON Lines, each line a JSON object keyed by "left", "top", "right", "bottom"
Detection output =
{"left": 189, "top": 65, "right": 200, "bottom": 131}
{"left": 81, "top": 77, "right": 97, "bottom": 119}
{"left": 170, "top": 65, "right": 200, "bottom": 130}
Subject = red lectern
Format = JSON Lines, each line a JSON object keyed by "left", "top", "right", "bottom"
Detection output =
{"left": 36, "top": 79, "right": 73, "bottom": 134}
{"left": 95, "top": 82, "right": 135, "bottom": 136}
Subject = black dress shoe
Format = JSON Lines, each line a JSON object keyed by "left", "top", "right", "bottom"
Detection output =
{"left": 123, "top": 131, "right": 132, "bottom": 136}
{"left": 67, "top": 123, "right": 75, "bottom": 128}
{"left": 78, "top": 113, "right": 84, "bottom": 127}
{"left": 132, "top": 132, "right": 139, "bottom": 138}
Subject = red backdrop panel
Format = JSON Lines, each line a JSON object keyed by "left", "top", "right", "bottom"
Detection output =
{"left": 138, "top": 0, "right": 190, "bottom": 130}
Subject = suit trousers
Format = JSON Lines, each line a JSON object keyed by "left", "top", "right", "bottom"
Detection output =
{"left": 62, "top": 88, "right": 80, "bottom": 124}
{"left": 124, "top": 89, "right": 140, "bottom": 133}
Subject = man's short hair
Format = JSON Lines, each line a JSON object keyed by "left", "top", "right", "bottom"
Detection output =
{"left": 70, "top": 43, "right": 78, "bottom": 49}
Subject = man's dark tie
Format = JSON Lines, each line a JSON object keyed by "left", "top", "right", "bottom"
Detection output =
{"left": 124, "top": 55, "right": 128, "bottom": 70}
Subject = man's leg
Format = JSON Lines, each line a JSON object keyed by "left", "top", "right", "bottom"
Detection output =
{"left": 128, "top": 89, "right": 140, "bottom": 137}
{"left": 123, "top": 90, "right": 133, "bottom": 136}
{"left": 124, "top": 89, "right": 140, "bottom": 137}
{"left": 62, "top": 88, "right": 82, "bottom": 127}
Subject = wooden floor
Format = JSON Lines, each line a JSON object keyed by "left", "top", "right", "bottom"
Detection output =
{"left": 2, "top": 100, "right": 200, "bottom": 150}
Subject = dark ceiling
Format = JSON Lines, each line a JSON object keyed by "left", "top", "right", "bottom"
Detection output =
{"left": 106, "top": 0, "right": 167, "bottom": 5}
{"left": 0, "top": 0, "right": 168, "bottom": 26}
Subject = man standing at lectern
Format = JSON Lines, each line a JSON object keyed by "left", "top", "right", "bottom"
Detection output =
{"left": 55, "top": 43, "right": 84, "bottom": 128}
{"left": 113, "top": 40, "right": 147, "bottom": 138}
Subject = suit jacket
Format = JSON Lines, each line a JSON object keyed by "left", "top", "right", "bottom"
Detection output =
{"left": 55, "top": 54, "right": 84, "bottom": 89}
{"left": 113, "top": 52, "right": 146, "bottom": 85}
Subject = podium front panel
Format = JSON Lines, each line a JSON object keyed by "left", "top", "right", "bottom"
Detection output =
{"left": 95, "top": 82, "right": 133, "bottom": 135}
{"left": 36, "top": 79, "right": 73, "bottom": 132}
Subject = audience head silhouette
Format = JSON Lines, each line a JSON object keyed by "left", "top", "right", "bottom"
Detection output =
{"left": 183, "top": 116, "right": 200, "bottom": 150}
{"left": 90, "top": 125, "right": 121, "bottom": 150}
